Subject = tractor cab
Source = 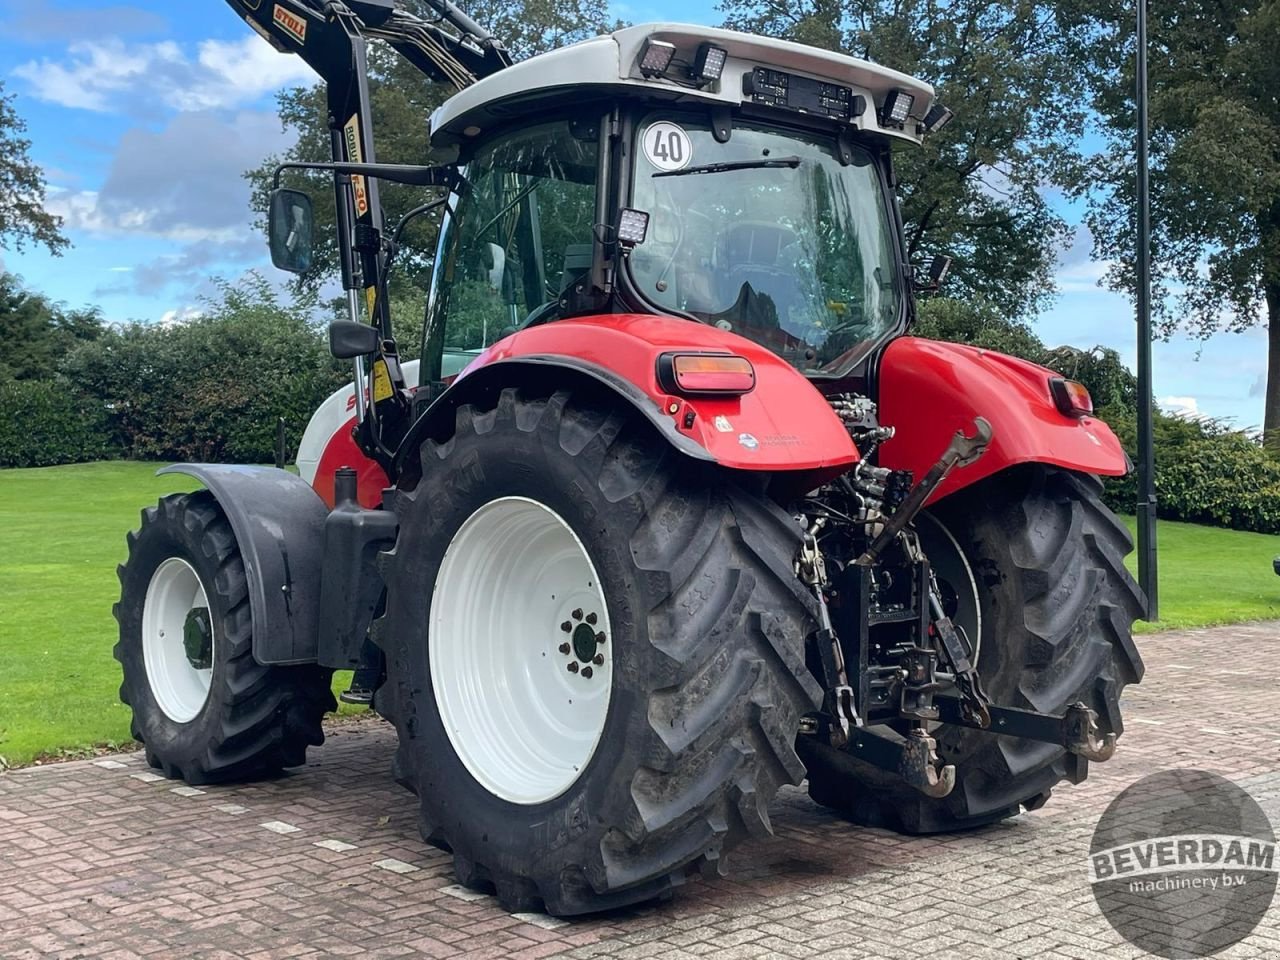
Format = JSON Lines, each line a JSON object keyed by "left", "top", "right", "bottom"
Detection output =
{"left": 420, "top": 24, "right": 949, "bottom": 387}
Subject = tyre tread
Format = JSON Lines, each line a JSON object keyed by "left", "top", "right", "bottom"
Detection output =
{"left": 114, "top": 490, "right": 335, "bottom": 784}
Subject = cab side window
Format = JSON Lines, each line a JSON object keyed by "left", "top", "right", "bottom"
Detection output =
{"left": 430, "top": 122, "right": 597, "bottom": 374}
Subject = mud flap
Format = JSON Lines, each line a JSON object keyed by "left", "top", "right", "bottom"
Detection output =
{"left": 158, "top": 464, "right": 327, "bottom": 665}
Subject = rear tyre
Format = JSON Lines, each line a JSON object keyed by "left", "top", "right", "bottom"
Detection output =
{"left": 376, "top": 387, "right": 822, "bottom": 915}
{"left": 114, "top": 491, "right": 335, "bottom": 785}
{"left": 802, "top": 465, "right": 1145, "bottom": 833}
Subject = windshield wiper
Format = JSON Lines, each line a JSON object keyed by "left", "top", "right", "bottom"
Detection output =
{"left": 652, "top": 156, "right": 802, "bottom": 178}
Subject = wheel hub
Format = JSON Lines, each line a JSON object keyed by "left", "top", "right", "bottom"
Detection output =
{"left": 561, "top": 607, "right": 606, "bottom": 667}
{"left": 182, "top": 608, "right": 213, "bottom": 670}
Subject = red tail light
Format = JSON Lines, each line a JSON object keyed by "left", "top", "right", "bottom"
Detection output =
{"left": 658, "top": 353, "right": 756, "bottom": 395}
{"left": 1050, "top": 377, "right": 1093, "bottom": 417}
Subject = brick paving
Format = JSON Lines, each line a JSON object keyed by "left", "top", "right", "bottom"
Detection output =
{"left": 2, "top": 622, "right": 1278, "bottom": 959}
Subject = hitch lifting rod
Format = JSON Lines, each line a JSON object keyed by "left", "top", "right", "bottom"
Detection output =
{"left": 855, "top": 417, "right": 992, "bottom": 567}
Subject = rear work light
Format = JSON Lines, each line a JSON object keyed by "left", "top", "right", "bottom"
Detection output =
{"left": 639, "top": 38, "right": 676, "bottom": 77}
{"left": 658, "top": 353, "right": 756, "bottom": 395}
{"left": 692, "top": 43, "right": 728, "bottom": 82}
{"left": 879, "top": 89, "right": 914, "bottom": 127}
{"left": 1050, "top": 377, "right": 1094, "bottom": 417}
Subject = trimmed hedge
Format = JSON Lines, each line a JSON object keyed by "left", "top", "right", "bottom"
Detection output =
{"left": 1101, "top": 405, "right": 1280, "bottom": 534}
{"left": 0, "top": 379, "right": 115, "bottom": 467}
{"left": 59, "top": 275, "right": 347, "bottom": 464}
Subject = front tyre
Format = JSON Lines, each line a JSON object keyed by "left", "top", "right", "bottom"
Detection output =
{"left": 802, "top": 465, "right": 1145, "bottom": 833}
{"left": 114, "top": 492, "right": 335, "bottom": 784}
{"left": 376, "top": 388, "right": 822, "bottom": 915}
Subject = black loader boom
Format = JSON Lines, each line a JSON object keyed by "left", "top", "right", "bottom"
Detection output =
{"left": 222, "top": 0, "right": 512, "bottom": 466}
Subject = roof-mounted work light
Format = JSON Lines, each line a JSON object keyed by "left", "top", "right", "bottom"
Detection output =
{"left": 692, "top": 43, "right": 727, "bottom": 82}
{"left": 879, "top": 89, "right": 914, "bottom": 127}
{"left": 639, "top": 37, "right": 676, "bottom": 77}
{"left": 923, "top": 102, "right": 954, "bottom": 133}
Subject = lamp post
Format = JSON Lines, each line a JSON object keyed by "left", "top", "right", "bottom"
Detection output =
{"left": 1135, "top": 0, "right": 1158, "bottom": 619}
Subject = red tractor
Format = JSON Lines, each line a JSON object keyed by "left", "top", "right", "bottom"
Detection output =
{"left": 113, "top": 0, "right": 1144, "bottom": 915}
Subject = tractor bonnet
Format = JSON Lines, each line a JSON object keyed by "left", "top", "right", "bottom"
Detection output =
{"left": 429, "top": 22, "right": 937, "bottom": 147}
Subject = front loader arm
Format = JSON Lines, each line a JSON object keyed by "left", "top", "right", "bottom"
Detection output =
{"left": 223, "top": 1, "right": 512, "bottom": 470}
{"left": 223, "top": 1, "right": 510, "bottom": 92}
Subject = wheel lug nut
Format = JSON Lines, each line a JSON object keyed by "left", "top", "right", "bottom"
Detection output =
{"left": 593, "top": 653, "right": 604, "bottom": 665}
{"left": 572, "top": 608, "right": 583, "bottom": 621}
{"left": 560, "top": 621, "right": 572, "bottom": 633}
{"left": 596, "top": 631, "right": 606, "bottom": 645}
{"left": 559, "top": 642, "right": 571, "bottom": 655}
{"left": 585, "top": 612, "right": 597, "bottom": 625}
{"left": 581, "top": 666, "right": 593, "bottom": 679}
{"left": 567, "top": 662, "right": 579, "bottom": 673}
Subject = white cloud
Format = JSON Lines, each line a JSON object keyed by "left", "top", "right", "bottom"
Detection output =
{"left": 44, "top": 185, "right": 241, "bottom": 243}
{"left": 12, "top": 35, "right": 315, "bottom": 113}
{"left": 190, "top": 37, "right": 317, "bottom": 107}
{"left": 159, "top": 306, "right": 203, "bottom": 327}
{"left": 12, "top": 39, "right": 164, "bottom": 111}
{"left": 1055, "top": 258, "right": 1113, "bottom": 295}
{"left": 1159, "top": 395, "right": 1200, "bottom": 417}
{"left": 43, "top": 110, "right": 293, "bottom": 246}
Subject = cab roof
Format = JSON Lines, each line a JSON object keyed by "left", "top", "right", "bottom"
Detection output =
{"left": 429, "top": 22, "right": 936, "bottom": 148}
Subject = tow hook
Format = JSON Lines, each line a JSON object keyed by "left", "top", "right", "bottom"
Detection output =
{"left": 845, "top": 725, "right": 957, "bottom": 799}
{"left": 1064, "top": 702, "right": 1117, "bottom": 761}
{"left": 900, "top": 729, "right": 956, "bottom": 799}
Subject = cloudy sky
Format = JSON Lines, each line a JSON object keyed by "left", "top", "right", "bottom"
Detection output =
{"left": 0, "top": 0, "right": 1269, "bottom": 424}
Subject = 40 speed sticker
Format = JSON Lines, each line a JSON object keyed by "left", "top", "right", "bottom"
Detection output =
{"left": 642, "top": 122, "right": 692, "bottom": 172}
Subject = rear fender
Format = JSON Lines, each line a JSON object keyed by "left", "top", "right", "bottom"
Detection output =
{"left": 158, "top": 464, "right": 327, "bottom": 665}
{"left": 876, "top": 337, "right": 1128, "bottom": 503}
{"left": 394, "top": 356, "right": 714, "bottom": 482}
{"left": 397, "top": 313, "right": 857, "bottom": 482}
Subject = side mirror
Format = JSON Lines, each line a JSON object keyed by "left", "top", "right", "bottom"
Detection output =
{"left": 926, "top": 255, "right": 953, "bottom": 289}
{"left": 329, "top": 320, "right": 381, "bottom": 359}
{"left": 268, "top": 188, "right": 314, "bottom": 275}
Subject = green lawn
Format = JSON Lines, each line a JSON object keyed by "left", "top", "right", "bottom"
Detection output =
{"left": 0, "top": 461, "right": 360, "bottom": 769}
{"left": 1121, "top": 515, "right": 1280, "bottom": 632}
{"left": 1, "top": 461, "right": 1277, "bottom": 767}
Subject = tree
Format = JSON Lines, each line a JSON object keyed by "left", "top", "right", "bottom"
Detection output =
{"left": 717, "top": 0, "right": 1090, "bottom": 318}
{"left": 0, "top": 81, "right": 68, "bottom": 255}
{"left": 247, "top": 0, "right": 615, "bottom": 295}
{"left": 1064, "top": 0, "right": 1280, "bottom": 447}
{"left": 0, "top": 271, "right": 103, "bottom": 381}
{"left": 915, "top": 295, "right": 1137, "bottom": 409}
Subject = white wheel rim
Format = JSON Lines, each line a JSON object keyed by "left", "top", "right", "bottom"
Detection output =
{"left": 142, "top": 557, "right": 215, "bottom": 723}
{"left": 430, "top": 496, "right": 613, "bottom": 805}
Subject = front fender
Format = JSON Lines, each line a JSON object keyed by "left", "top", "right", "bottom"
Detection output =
{"left": 158, "top": 464, "right": 327, "bottom": 665}
{"left": 876, "top": 337, "right": 1127, "bottom": 503}
{"left": 457, "top": 313, "right": 858, "bottom": 475}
